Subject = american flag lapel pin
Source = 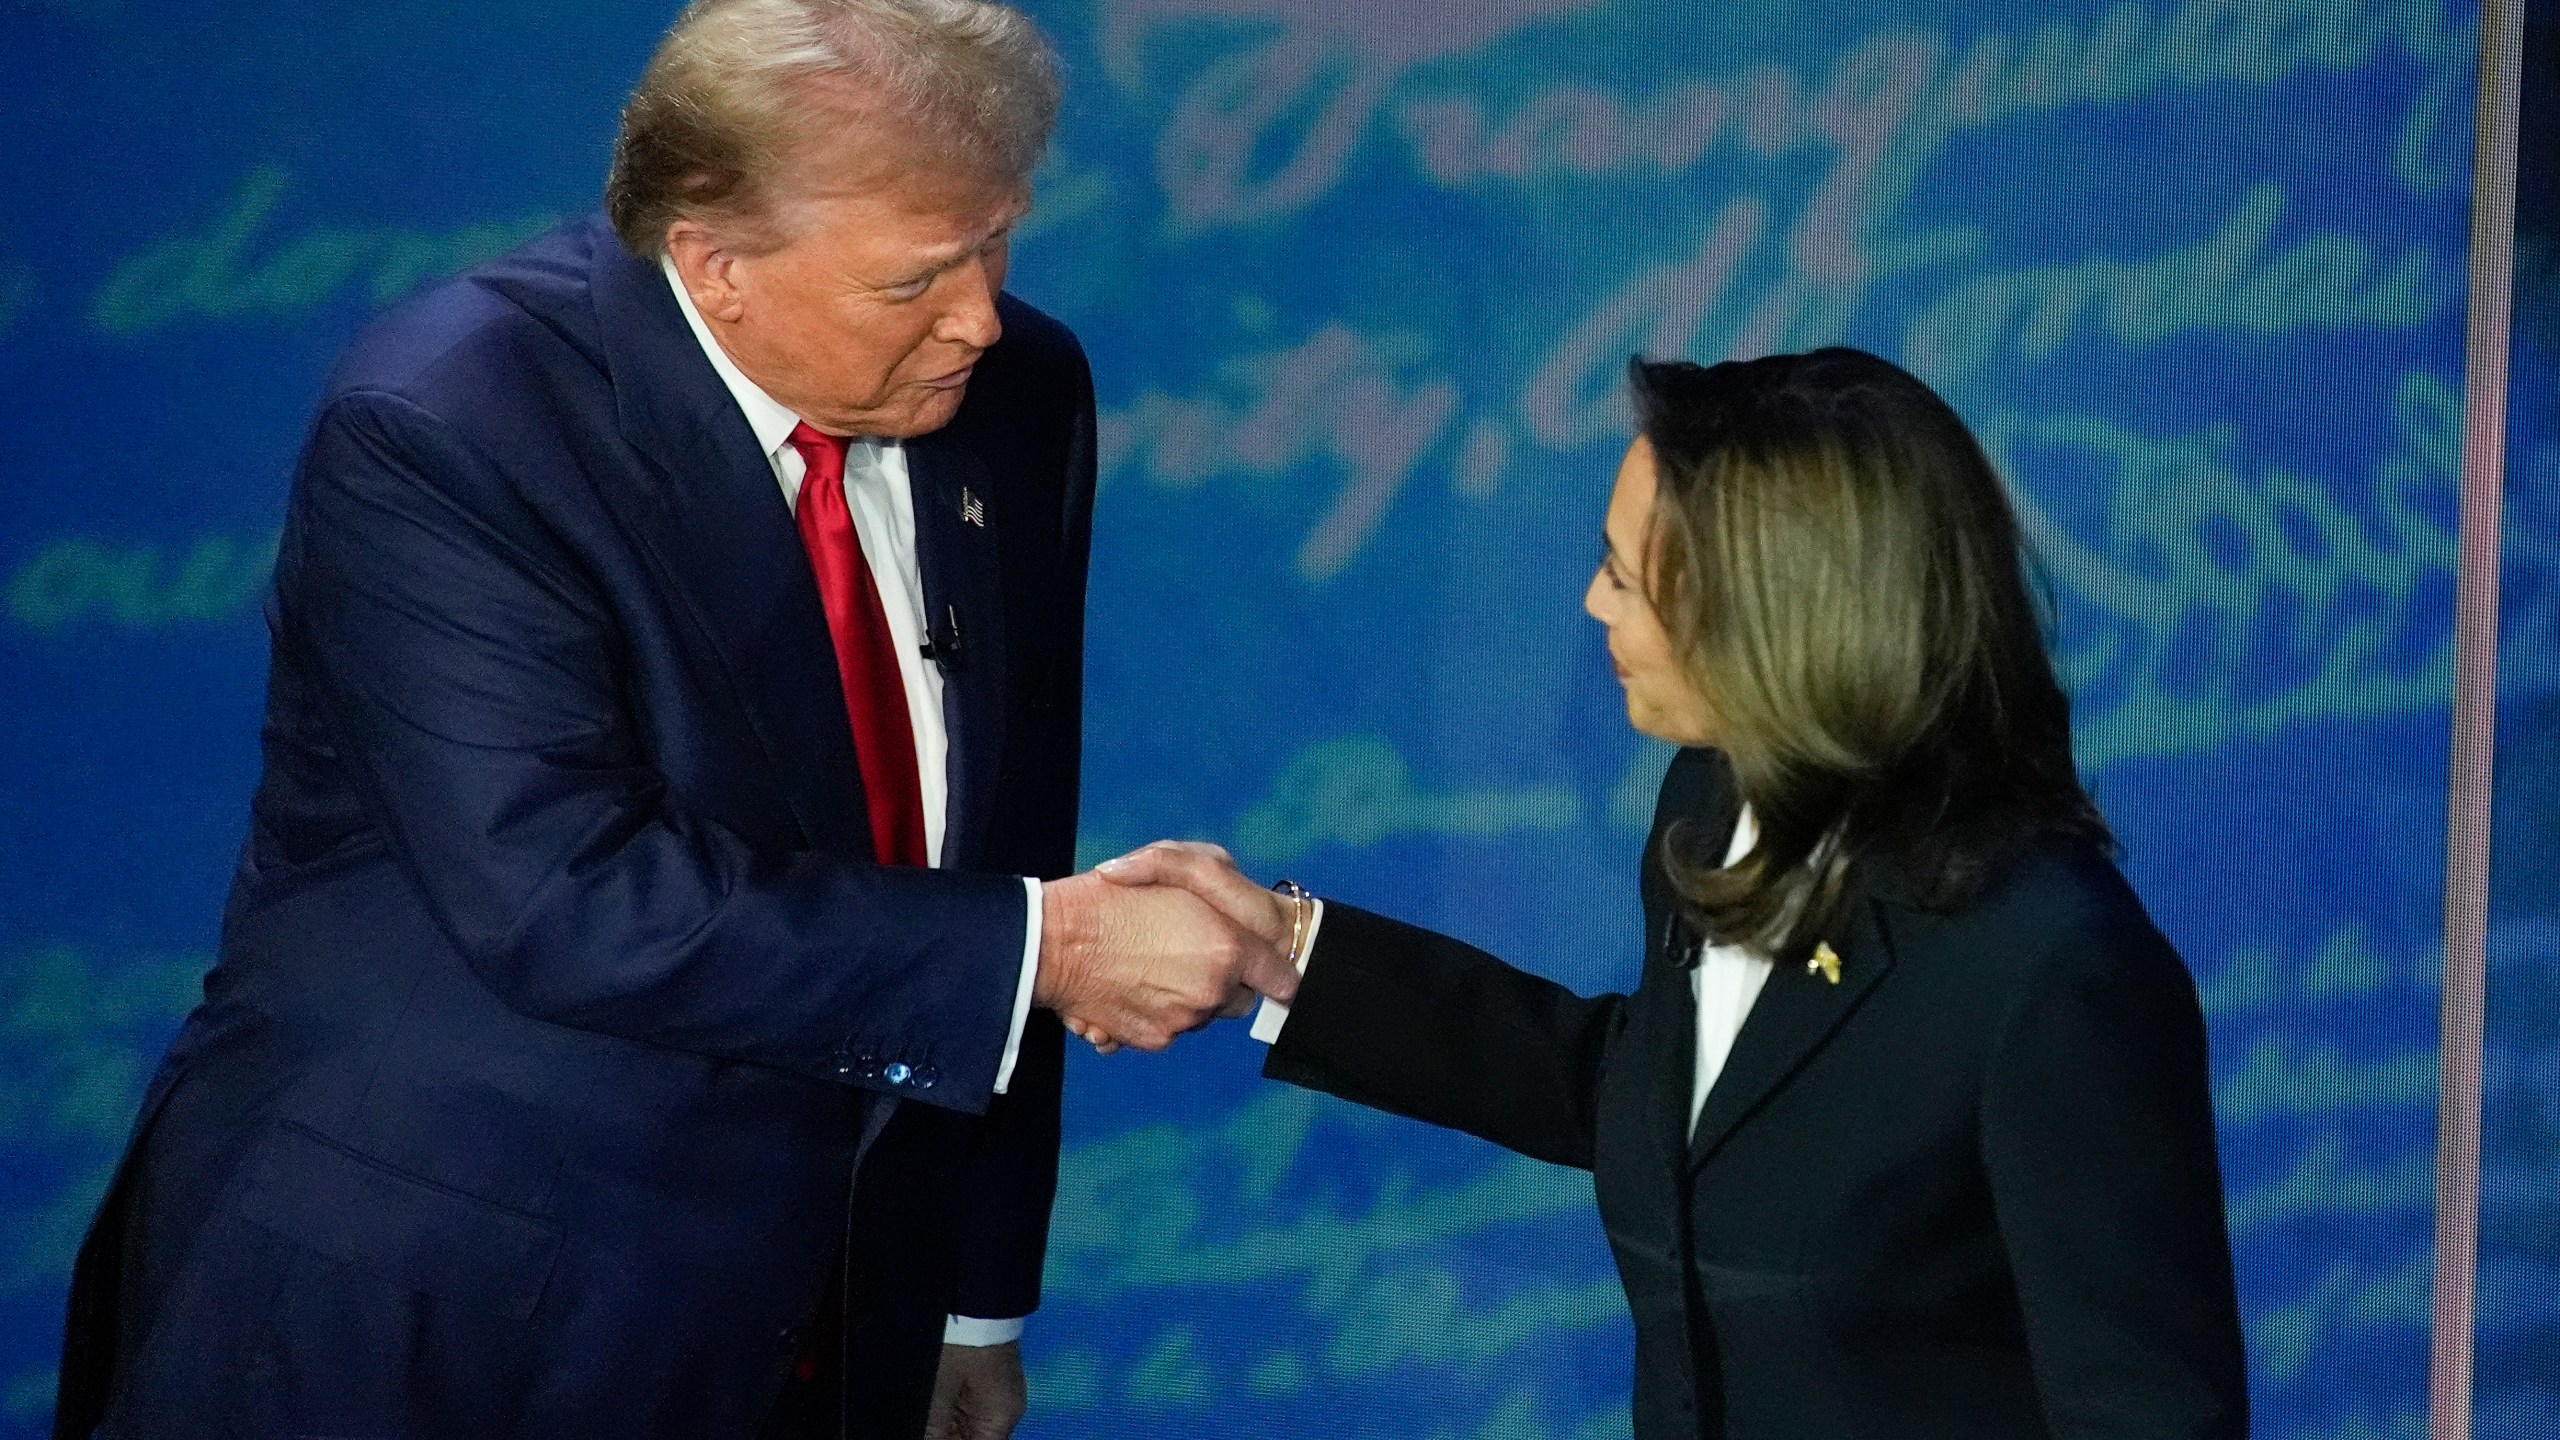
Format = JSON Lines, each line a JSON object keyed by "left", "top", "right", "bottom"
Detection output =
{"left": 961, "top": 487, "right": 986, "bottom": 527}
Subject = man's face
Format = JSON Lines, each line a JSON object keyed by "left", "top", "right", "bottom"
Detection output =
{"left": 668, "top": 135, "right": 1026, "bottom": 440}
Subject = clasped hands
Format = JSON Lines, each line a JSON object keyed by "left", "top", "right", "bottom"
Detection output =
{"left": 1031, "top": 842, "right": 1296, "bottom": 1054}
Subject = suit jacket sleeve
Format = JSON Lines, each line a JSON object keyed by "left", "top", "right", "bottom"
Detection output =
{"left": 1262, "top": 903, "right": 1625, "bottom": 1170}
{"left": 275, "top": 388, "right": 1028, "bottom": 1112}
{"left": 1979, "top": 914, "right": 2251, "bottom": 1438}
{"left": 946, "top": 325, "right": 1095, "bottom": 1320}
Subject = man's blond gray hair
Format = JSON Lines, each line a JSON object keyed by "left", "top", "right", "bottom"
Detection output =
{"left": 606, "top": 0, "right": 1060, "bottom": 256}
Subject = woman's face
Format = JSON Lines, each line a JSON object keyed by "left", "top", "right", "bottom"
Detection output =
{"left": 1585, "top": 437, "right": 1718, "bottom": 747}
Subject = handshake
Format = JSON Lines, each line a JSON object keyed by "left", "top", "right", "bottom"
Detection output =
{"left": 1029, "top": 842, "right": 1300, "bottom": 1053}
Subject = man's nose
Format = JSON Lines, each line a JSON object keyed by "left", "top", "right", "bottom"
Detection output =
{"left": 934, "top": 257, "right": 1004, "bottom": 351}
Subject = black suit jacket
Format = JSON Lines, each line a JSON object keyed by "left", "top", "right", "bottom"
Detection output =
{"left": 1266, "top": 748, "right": 2248, "bottom": 1439}
{"left": 56, "top": 216, "right": 1092, "bottom": 1440}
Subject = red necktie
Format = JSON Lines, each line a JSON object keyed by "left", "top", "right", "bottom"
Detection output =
{"left": 787, "top": 422, "right": 929, "bottom": 867}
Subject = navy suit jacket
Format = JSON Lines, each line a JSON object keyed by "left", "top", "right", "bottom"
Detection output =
{"left": 55, "top": 216, "right": 1095, "bottom": 1440}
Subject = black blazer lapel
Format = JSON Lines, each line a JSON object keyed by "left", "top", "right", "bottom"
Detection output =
{"left": 1650, "top": 911, "right": 1707, "bottom": 1174}
{"left": 584, "top": 228, "right": 871, "bottom": 856}
{"left": 1685, "top": 890, "right": 1899, "bottom": 1172}
{"left": 1638, "top": 754, "right": 1740, "bottom": 1175}
{"left": 905, "top": 432, "right": 1008, "bottom": 871}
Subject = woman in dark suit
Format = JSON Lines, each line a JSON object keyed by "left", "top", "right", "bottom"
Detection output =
{"left": 1097, "top": 348, "right": 2249, "bottom": 1439}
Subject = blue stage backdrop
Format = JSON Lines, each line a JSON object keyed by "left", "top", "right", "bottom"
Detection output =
{"left": 2, "top": 3, "right": 2539, "bottom": 1438}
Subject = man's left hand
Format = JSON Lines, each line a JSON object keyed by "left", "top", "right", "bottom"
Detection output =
{"left": 928, "top": 1341, "right": 1028, "bottom": 1440}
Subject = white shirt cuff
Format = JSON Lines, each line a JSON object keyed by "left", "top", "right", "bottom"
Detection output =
{"left": 993, "top": 877, "right": 1042, "bottom": 1095}
{"left": 1247, "top": 899, "right": 1324, "bottom": 1044}
{"left": 943, "top": 1314, "right": 1026, "bottom": 1347}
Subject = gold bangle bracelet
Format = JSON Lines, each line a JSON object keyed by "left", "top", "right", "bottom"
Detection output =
{"left": 1271, "top": 878, "right": 1311, "bottom": 968}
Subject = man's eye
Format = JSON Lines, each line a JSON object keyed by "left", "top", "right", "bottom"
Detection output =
{"left": 884, "top": 275, "right": 934, "bottom": 301}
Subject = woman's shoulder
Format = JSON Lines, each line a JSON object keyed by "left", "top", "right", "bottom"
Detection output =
{"left": 1886, "top": 830, "right": 2187, "bottom": 996}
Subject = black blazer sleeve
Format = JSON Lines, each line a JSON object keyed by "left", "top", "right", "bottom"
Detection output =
{"left": 1980, "top": 908, "right": 2250, "bottom": 1438}
{"left": 1262, "top": 748, "right": 1729, "bottom": 1170}
{"left": 1261, "top": 903, "right": 1625, "bottom": 1170}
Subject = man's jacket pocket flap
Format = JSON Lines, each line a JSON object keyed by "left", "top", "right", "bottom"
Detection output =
{"left": 232, "top": 1120, "right": 563, "bottom": 1322}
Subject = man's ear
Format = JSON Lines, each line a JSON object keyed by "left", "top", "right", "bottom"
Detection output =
{"left": 664, "top": 222, "right": 746, "bottom": 324}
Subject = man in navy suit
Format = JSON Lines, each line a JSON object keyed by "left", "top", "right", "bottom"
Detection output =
{"left": 51, "top": 3, "right": 1294, "bottom": 1437}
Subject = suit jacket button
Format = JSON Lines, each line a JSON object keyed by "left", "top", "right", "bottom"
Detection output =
{"left": 885, "top": 1062, "right": 913, "bottom": 1085}
{"left": 912, "top": 1065, "right": 937, "bottom": 1090}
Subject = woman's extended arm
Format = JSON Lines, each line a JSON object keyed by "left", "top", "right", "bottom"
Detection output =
{"left": 1092, "top": 840, "right": 1629, "bottom": 1169}
{"left": 1097, "top": 751, "right": 1733, "bottom": 1168}
{"left": 1260, "top": 902, "right": 1626, "bottom": 1170}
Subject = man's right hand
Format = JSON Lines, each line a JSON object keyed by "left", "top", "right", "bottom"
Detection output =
{"left": 1033, "top": 871, "right": 1299, "bottom": 1051}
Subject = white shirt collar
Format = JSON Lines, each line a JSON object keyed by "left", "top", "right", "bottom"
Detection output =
{"left": 1724, "top": 805, "right": 1758, "bottom": 866}
{"left": 661, "top": 256, "right": 808, "bottom": 466}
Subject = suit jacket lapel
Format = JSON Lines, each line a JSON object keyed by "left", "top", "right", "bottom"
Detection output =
{"left": 1685, "top": 887, "right": 1900, "bottom": 1172}
{"left": 905, "top": 432, "right": 1007, "bottom": 871}
{"left": 1651, "top": 910, "right": 1708, "bottom": 1174}
{"left": 585, "top": 227, "right": 871, "bottom": 856}
{"left": 1639, "top": 761, "right": 1739, "bottom": 1175}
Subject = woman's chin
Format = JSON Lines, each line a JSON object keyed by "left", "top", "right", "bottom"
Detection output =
{"left": 1623, "top": 707, "right": 1677, "bottom": 746}
{"left": 1625, "top": 704, "right": 1711, "bottom": 750}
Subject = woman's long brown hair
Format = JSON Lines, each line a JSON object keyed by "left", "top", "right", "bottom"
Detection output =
{"left": 1632, "top": 348, "right": 2111, "bottom": 959}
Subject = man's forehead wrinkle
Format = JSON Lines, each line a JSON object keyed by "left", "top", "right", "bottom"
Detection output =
{"left": 955, "top": 199, "right": 1030, "bottom": 254}
{"left": 875, "top": 194, "right": 1031, "bottom": 267}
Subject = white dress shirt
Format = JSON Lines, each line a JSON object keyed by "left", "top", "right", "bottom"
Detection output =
{"left": 665, "top": 262, "right": 1038, "bottom": 1346}
{"left": 1252, "top": 807, "right": 1771, "bottom": 1142}
{"left": 1688, "top": 807, "right": 1772, "bottom": 1134}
